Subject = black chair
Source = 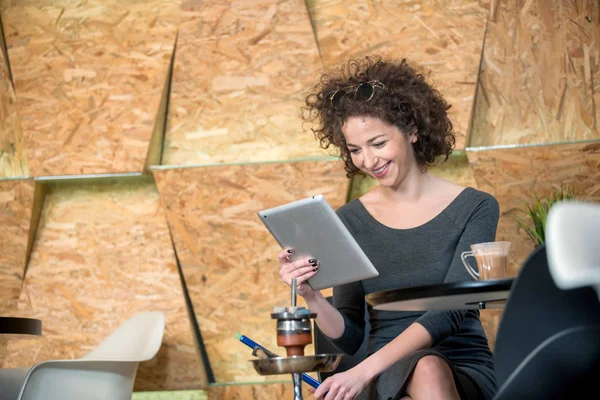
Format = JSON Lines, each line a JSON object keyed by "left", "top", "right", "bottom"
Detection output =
{"left": 493, "top": 244, "right": 600, "bottom": 399}
{"left": 313, "top": 296, "right": 370, "bottom": 381}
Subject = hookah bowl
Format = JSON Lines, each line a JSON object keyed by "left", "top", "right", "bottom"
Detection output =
{"left": 249, "top": 279, "right": 342, "bottom": 400}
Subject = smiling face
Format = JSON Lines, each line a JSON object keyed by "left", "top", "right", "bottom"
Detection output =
{"left": 343, "top": 116, "right": 419, "bottom": 188}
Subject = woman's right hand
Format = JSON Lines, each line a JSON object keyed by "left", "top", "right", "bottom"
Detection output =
{"left": 278, "top": 248, "right": 319, "bottom": 298}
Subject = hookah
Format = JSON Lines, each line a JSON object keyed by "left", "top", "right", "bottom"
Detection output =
{"left": 249, "top": 278, "right": 343, "bottom": 399}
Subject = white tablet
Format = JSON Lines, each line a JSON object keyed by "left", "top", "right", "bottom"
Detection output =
{"left": 258, "top": 194, "right": 379, "bottom": 291}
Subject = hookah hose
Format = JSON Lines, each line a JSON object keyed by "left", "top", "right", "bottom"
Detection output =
{"left": 236, "top": 332, "right": 321, "bottom": 389}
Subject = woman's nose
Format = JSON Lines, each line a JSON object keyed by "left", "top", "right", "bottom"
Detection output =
{"left": 362, "top": 150, "right": 377, "bottom": 170}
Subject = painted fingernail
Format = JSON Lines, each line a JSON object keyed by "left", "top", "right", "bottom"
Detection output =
{"left": 287, "top": 249, "right": 294, "bottom": 253}
{"left": 309, "top": 259, "right": 316, "bottom": 263}
{"left": 313, "top": 268, "right": 317, "bottom": 272}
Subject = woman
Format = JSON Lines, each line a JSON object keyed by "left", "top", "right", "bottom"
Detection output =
{"left": 278, "top": 56, "right": 498, "bottom": 400}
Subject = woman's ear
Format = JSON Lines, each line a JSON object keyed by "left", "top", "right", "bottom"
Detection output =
{"left": 409, "top": 129, "right": 418, "bottom": 144}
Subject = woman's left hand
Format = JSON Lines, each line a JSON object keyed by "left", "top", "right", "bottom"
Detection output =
{"left": 311, "top": 366, "right": 371, "bottom": 400}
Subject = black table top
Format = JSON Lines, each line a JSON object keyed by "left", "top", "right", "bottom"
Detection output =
{"left": 0, "top": 317, "right": 42, "bottom": 336}
{"left": 366, "top": 278, "right": 514, "bottom": 311}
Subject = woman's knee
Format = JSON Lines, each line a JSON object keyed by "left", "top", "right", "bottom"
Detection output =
{"left": 411, "top": 355, "right": 454, "bottom": 384}
{"left": 405, "top": 356, "right": 461, "bottom": 399}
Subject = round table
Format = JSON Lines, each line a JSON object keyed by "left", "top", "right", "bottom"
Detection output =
{"left": 0, "top": 317, "right": 42, "bottom": 336}
{"left": 366, "top": 278, "right": 514, "bottom": 311}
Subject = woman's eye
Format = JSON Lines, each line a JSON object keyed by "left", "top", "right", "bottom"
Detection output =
{"left": 373, "top": 141, "right": 387, "bottom": 148}
{"left": 349, "top": 148, "right": 360, "bottom": 154}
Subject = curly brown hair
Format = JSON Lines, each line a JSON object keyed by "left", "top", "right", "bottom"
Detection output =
{"left": 302, "top": 56, "right": 456, "bottom": 177}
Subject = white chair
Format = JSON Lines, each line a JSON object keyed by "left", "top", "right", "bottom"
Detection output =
{"left": 546, "top": 200, "right": 600, "bottom": 302}
{"left": 0, "top": 311, "right": 165, "bottom": 400}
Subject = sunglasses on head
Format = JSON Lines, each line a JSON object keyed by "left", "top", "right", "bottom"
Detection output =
{"left": 327, "top": 80, "right": 393, "bottom": 108}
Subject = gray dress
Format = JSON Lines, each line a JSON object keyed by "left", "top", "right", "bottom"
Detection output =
{"left": 327, "top": 187, "right": 498, "bottom": 400}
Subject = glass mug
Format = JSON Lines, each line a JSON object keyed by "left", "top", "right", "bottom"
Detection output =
{"left": 461, "top": 241, "right": 511, "bottom": 280}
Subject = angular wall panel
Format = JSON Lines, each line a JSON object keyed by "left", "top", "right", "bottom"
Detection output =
{"left": 0, "top": 178, "right": 36, "bottom": 315}
{"left": 1, "top": 179, "right": 207, "bottom": 391}
{"left": 307, "top": 0, "right": 489, "bottom": 149}
{"left": 470, "top": 1, "right": 600, "bottom": 147}
{"left": 468, "top": 141, "right": 600, "bottom": 276}
{"left": 162, "top": 0, "right": 328, "bottom": 166}
{"left": 153, "top": 160, "right": 349, "bottom": 382}
{"left": 0, "top": 12, "right": 28, "bottom": 177}
{"left": 1, "top": 1, "right": 179, "bottom": 176}
{"left": 145, "top": 45, "right": 176, "bottom": 171}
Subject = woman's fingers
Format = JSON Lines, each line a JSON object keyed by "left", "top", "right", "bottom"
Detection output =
{"left": 281, "top": 263, "right": 318, "bottom": 286}
{"left": 291, "top": 257, "right": 318, "bottom": 269}
{"left": 289, "top": 267, "right": 318, "bottom": 286}
{"left": 314, "top": 378, "right": 329, "bottom": 399}
{"left": 280, "top": 257, "right": 317, "bottom": 275}
{"left": 290, "top": 262, "right": 319, "bottom": 277}
{"left": 281, "top": 264, "right": 318, "bottom": 284}
{"left": 325, "top": 384, "right": 344, "bottom": 400}
{"left": 277, "top": 248, "right": 295, "bottom": 263}
{"left": 315, "top": 379, "right": 336, "bottom": 400}
{"left": 278, "top": 251, "right": 319, "bottom": 289}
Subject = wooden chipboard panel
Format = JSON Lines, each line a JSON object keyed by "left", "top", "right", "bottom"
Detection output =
{"left": 0, "top": 179, "right": 207, "bottom": 391}
{"left": 0, "top": 179, "right": 35, "bottom": 313}
{"left": 470, "top": 0, "right": 600, "bottom": 147}
{"left": 307, "top": 0, "right": 489, "bottom": 149}
{"left": 468, "top": 141, "right": 600, "bottom": 277}
{"left": 0, "top": 17, "right": 28, "bottom": 178}
{"left": 162, "top": 0, "right": 329, "bottom": 166}
{"left": 153, "top": 160, "right": 349, "bottom": 382}
{"left": 1, "top": 0, "right": 179, "bottom": 176}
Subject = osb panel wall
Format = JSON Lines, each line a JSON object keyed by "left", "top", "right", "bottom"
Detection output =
{"left": 470, "top": 0, "right": 600, "bottom": 147}
{"left": 208, "top": 382, "right": 312, "bottom": 399}
{"left": 162, "top": 0, "right": 328, "bottom": 166}
{"left": 0, "top": 180, "right": 207, "bottom": 391}
{"left": 0, "top": 24, "right": 28, "bottom": 177}
{"left": 307, "top": 0, "right": 489, "bottom": 149}
{"left": 0, "top": 179, "right": 35, "bottom": 312}
{"left": 469, "top": 141, "right": 600, "bottom": 277}
{"left": 153, "top": 160, "right": 349, "bottom": 382}
{"left": 145, "top": 57, "right": 174, "bottom": 170}
{"left": 1, "top": 0, "right": 179, "bottom": 177}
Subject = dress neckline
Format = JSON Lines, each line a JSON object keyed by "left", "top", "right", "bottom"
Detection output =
{"left": 353, "top": 187, "right": 473, "bottom": 232}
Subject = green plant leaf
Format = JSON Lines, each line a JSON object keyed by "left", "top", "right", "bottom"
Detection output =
{"left": 516, "top": 185, "right": 577, "bottom": 246}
